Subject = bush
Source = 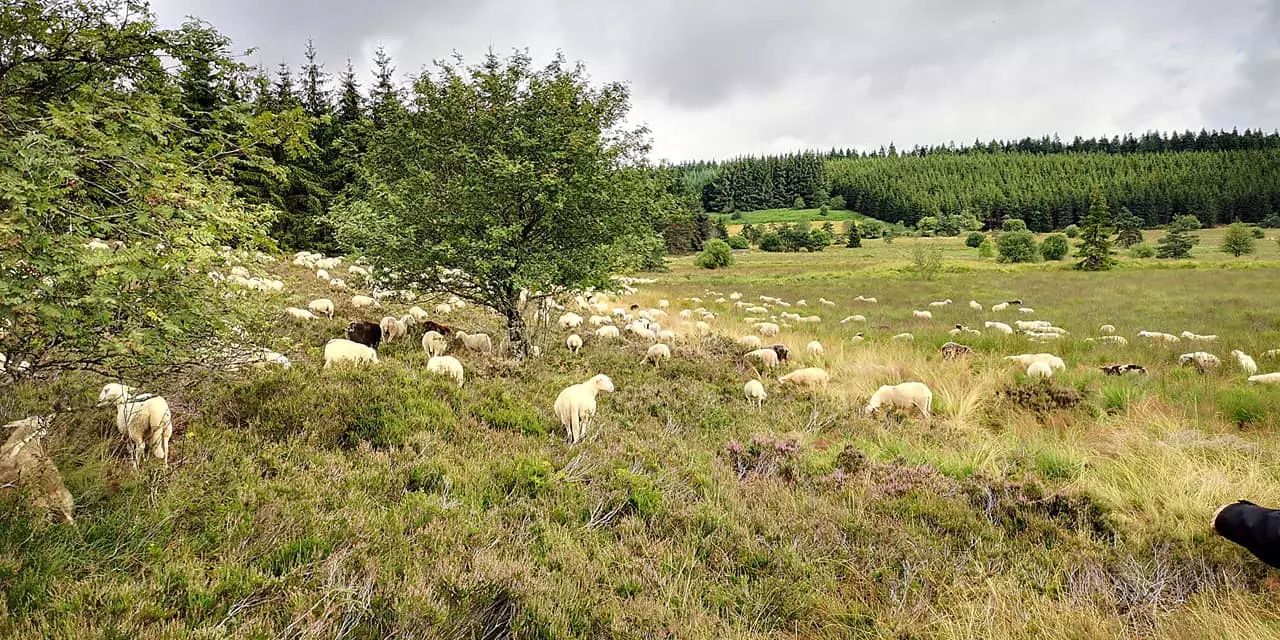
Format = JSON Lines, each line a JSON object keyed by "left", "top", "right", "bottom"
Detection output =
{"left": 792, "top": 196, "right": 805, "bottom": 209}
{"left": 977, "top": 238, "right": 995, "bottom": 258}
{"left": 1040, "top": 234, "right": 1069, "bottom": 260}
{"left": 828, "top": 195, "right": 846, "bottom": 210}
{"left": 1250, "top": 226, "right": 1266, "bottom": 239}
{"left": 996, "top": 229, "right": 1039, "bottom": 263}
{"left": 910, "top": 247, "right": 943, "bottom": 280}
{"left": 1262, "top": 214, "right": 1280, "bottom": 229}
{"left": 726, "top": 235, "right": 749, "bottom": 250}
{"left": 694, "top": 239, "right": 734, "bottom": 269}
{"left": 819, "top": 204, "right": 830, "bottom": 217}
{"left": 965, "top": 231, "right": 985, "bottom": 248}
{"left": 1221, "top": 222, "right": 1256, "bottom": 257}
{"left": 1063, "top": 224, "right": 1080, "bottom": 238}
{"left": 758, "top": 232, "right": 783, "bottom": 252}
{"left": 1171, "top": 214, "right": 1202, "bottom": 231}
{"left": 1002, "top": 218, "right": 1028, "bottom": 232}
{"left": 1129, "top": 243, "right": 1156, "bottom": 258}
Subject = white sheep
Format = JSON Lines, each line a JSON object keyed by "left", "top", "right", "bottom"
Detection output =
{"left": 840, "top": 315, "right": 867, "bottom": 324}
{"left": 1018, "top": 307, "right": 1035, "bottom": 314}
{"left": 657, "top": 329, "right": 676, "bottom": 342}
{"left": 421, "top": 331, "right": 448, "bottom": 356}
{"left": 745, "top": 348, "right": 780, "bottom": 369}
{"left": 595, "top": 325, "right": 620, "bottom": 339}
{"left": 323, "top": 338, "right": 378, "bottom": 368}
{"left": 969, "top": 300, "right": 983, "bottom": 311}
{"left": 758, "top": 322, "right": 780, "bottom": 337}
{"left": 738, "top": 335, "right": 762, "bottom": 349}
{"left": 929, "top": 299, "right": 952, "bottom": 307}
{"left": 777, "top": 367, "right": 830, "bottom": 388}
{"left": 380, "top": 316, "right": 408, "bottom": 342}
{"left": 316, "top": 269, "right": 330, "bottom": 281}
{"left": 329, "top": 279, "right": 349, "bottom": 292}
{"left": 230, "top": 265, "right": 250, "bottom": 278}
{"left": 566, "top": 334, "right": 583, "bottom": 353}
{"left": 408, "top": 306, "right": 430, "bottom": 323}
{"left": 1266, "top": 349, "right": 1280, "bottom": 359}
{"left": 351, "top": 295, "right": 378, "bottom": 309}
{"left": 819, "top": 298, "right": 836, "bottom": 307}
{"left": 97, "top": 384, "right": 173, "bottom": 468}
{"left": 796, "top": 299, "right": 808, "bottom": 307}
{"left": 455, "top": 331, "right": 493, "bottom": 353}
{"left": 426, "top": 355, "right": 465, "bottom": 387}
{"left": 558, "top": 312, "right": 584, "bottom": 329}
{"left": 1026, "top": 360, "right": 1054, "bottom": 379}
{"left": 865, "top": 382, "right": 933, "bottom": 418}
{"left": 854, "top": 296, "right": 877, "bottom": 304}
{"left": 913, "top": 310, "right": 933, "bottom": 320}
{"left": 305, "top": 299, "right": 334, "bottom": 319}
{"left": 554, "top": 374, "right": 616, "bottom": 443}
{"left": 1138, "top": 330, "right": 1179, "bottom": 343}
{"left": 644, "top": 343, "right": 671, "bottom": 366}
{"left": 285, "top": 307, "right": 318, "bottom": 321}
{"left": 1178, "top": 351, "right": 1221, "bottom": 372}
{"left": 1231, "top": 350, "right": 1258, "bottom": 375}
{"left": 744, "top": 379, "right": 767, "bottom": 407}
{"left": 891, "top": 333, "right": 914, "bottom": 342}
{"left": 1086, "top": 335, "right": 1129, "bottom": 345}
{"left": 658, "top": 299, "right": 670, "bottom": 309}
{"left": 1004, "top": 353, "right": 1066, "bottom": 371}
{"left": 806, "top": 340, "right": 824, "bottom": 357}
{"left": 984, "top": 321, "right": 1013, "bottom": 335}
{"left": 1247, "top": 372, "right": 1280, "bottom": 384}
{"left": 1099, "top": 324, "right": 1116, "bottom": 334}
{"left": 992, "top": 302, "right": 1010, "bottom": 312}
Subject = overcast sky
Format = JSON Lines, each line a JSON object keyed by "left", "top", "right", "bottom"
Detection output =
{"left": 150, "top": 0, "right": 1280, "bottom": 162}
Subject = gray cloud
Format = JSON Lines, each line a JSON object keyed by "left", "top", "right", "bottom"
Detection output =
{"left": 150, "top": 0, "right": 1280, "bottom": 161}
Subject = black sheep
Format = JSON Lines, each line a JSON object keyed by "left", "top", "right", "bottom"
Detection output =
{"left": 1212, "top": 500, "right": 1280, "bottom": 569}
{"left": 419, "top": 320, "right": 452, "bottom": 336}
{"left": 767, "top": 344, "right": 790, "bottom": 362}
{"left": 345, "top": 321, "right": 382, "bottom": 351}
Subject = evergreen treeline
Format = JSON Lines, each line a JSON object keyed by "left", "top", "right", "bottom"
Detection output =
{"left": 823, "top": 128, "right": 1280, "bottom": 159}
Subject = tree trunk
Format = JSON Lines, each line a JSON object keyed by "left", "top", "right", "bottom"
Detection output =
{"left": 503, "top": 304, "right": 529, "bottom": 359}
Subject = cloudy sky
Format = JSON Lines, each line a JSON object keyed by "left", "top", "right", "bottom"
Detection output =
{"left": 150, "top": 0, "right": 1279, "bottom": 162}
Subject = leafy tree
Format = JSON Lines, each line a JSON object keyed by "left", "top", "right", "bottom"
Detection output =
{"left": 1250, "top": 226, "right": 1265, "bottom": 239}
{"left": 1221, "top": 222, "right": 1256, "bottom": 257}
{"left": 1064, "top": 224, "right": 1080, "bottom": 238}
{"left": 1114, "top": 206, "right": 1144, "bottom": 247}
{"left": 695, "top": 239, "right": 734, "bottom": 269}
{"left": 1156, "top": 226, "right": 1199, "bottom": 259}
{"left": 846, "top": 222, "right": 862, "bottom": 247}
{"left": 1171, "top": 214, "right": 1202, "bottom": 232}
{"left": 977, "top": 238, "right": 996, "bottom": 258}
{"left": 1040, "top": 234, "right": 1069, "bottom": 260}
{"left": 996, "top": 228, "right": 1039, "bottom": 262}
{"left": 917, "top": 216, "right": 938, "bottom": 236}
{"left": 910, "top": 247, "right": 943, "bottom": 280}
{"left": 806, "top": 229, "right": 832, "bottom": 250}
{"left": 828, "top": 195, "right": 846, "bottom": 210}
{"left": 1263, "top": 214, "right": 1280, "bottom": 229}
{"left": 1002, "top": 218, "right": 1028, "bottom": 232}
{"left": 819, "top": 204, "right": 830, "bottom": 217}
{"left": 965, "top": 231, "right": 985, "bottom": 248}
{"left": 1130, "top": 243, "right": 1156, "bottom": 258}
{"left": 329, "top": 51, "right": 663, "bottom": 356}
{"left": 725, "top": 235, "right": 749, "bottom": 250}
{"left": 1076, "top": 188, "right": 1115, "bottom": 271}
{"left": 792, "top": 196, "right": 806, "bottom": 209}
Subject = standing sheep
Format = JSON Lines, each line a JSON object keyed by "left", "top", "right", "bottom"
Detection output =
{"left": 408, "top": 306, "right": 430, "bottom": 323}
{"left": 644, "top": 343, "right": 671, "bottom": 366}
{"left": 1027, "top": 360, "right": 1054, "bottom": 378}
{"left": 554, "top": 374, "right": 616, "bottom": 443}
{"left": 426, "top": 355, "right": 465, "bottom": 387}
{"left": 806, "top": 340, "right": 824, "bottom": 357}
{"left": 777, "top": 367, "right": 830, "bottom": 388}
{"left": 345, "top": 321, "right": 383, "bottom": 350}
{"left": 913, "top": 310, "right": 933, "bottom": 320}
{"left": 865, "top": 382, "right": 933, "bottom": 419}
{"left": 738, "top": 335, "right": 762, "bottom": 349}
{"left": 744, "top": 379, "right": 767, "bottom": 408}
{"left": 1231, "top": 350, "right": 1259, "bottom": 375}
{"left": 380, "top": 316, "right": 409, "bottom": 342}
{"left": 745, "top": 348, "right": 780, "bottom": 369}
{"left": 566, "top": 334, "right": 583, "bottom": 353}
{"left": 323, "top": 338, "right": 379, "bottom": 368}
{"left": 454, "top": 331, "right": 494, "bottom": 353}
{"left": 285, "top": 307, "right": 318, "bottom": 321}
{"left": 757, "top": 322, "right": 780, "bottom": 337}
{"left": 1178, "top": 351, "right": 1221, "bottom": 373}
{"left": 941, "top": 342, "right": 974, "bottom": 360}
{"left": 969, "top": 300, "right": 983, "bottom": 311}
{"left": 308, "top": 298, "right": 335, "bottom": 319}
{"left": 421, "top": 330, "right": 449, "bottom": 356}
{"left": 1, "top": 414, "right": 75, "bottom": 522}
{"left": 351, "top": 295, "right": 378, "bottom": 309}
{"left": 97, "top": 384, "right": 174, "bottom": 468}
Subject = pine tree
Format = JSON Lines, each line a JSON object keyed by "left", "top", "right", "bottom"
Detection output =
{"left": 300, "top": 39, "right": 331, "bottom": 118}
{"left": 1156, "top": 218, "right": 1201, "bottom": 259}
{"left": 846, "top": 221, "right": 861, "bottom": 247}
{"left": 336, "top": 59, "right": 363, "bottom": 125}
{"left": 370, "top": 46, "right": 401, "bottom": 129}
{"left": 1076, "top": 187, "right": 1115, "bottom": 271}
{"left": 273, "top": 62, "right": 300, "bottom": 109}
{"left": 1114, "top": 206, "right": 1143, "bottom": 248}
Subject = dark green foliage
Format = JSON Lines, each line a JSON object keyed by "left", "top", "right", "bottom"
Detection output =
{"left": 996, "top": 229, "right": 1039, "bottom": 263}
{"left": 741, "top": 223, "right": 760, "bottom": 244}
{"left": 1130, "top": 243, "right": 1156, "bottom": 258}
{"left": 828, "top": 195, "right": 846, "bottom": 210}
{"left": 977, "top": 238, "right": 995, "bottom": 258}
{"left": 846, "top": 222, "right": 862, "bottom": 248}
{"left": 726, "top": 235, "right": 749, "bottom": 250}
{"left": 471, "top": 393, "right": 548, "bottom": 436}
{"left": 1002, "top": 218, "right": 1028, "bottom": 232}
{"left": 698, "top": 154, "right": 830, "bottom": 213}
{"left": 1076, "top": 188, "right": 1115, "bottom": 271}
{"left": 1250, "top": 226, "right": 1265, "bottom": 239}
{"left": 1040, "top": 234, "right": 1070, "bottom": 260}
{"left": 1171, "top": 214, "right": 1202, "bottom": 231}
{"left": 1263, "top": 214, "right": 1280, "bottom": 228}
{"left": 965, "top": 231, "right": 985, "bottom": 248}
{"left": 819, "top": 204, "right": 830, "bottom": 217}
{"left": 758, "top": 232, "right": 783, "bottom": 252}
{"left": 792, "top": 196, "right": 806, "bottom": 209}
{"left": 1221, "top": 223, "right": 1256, "bottom": 257}
{"left": 1114, "top": 207, "right": 1144, "bottom": 248}
{"left": 695, "top": 239, "right": 735, "bottom": 269}
{"left": 1063, "top": 224, "right": 1080, "bottom": 238}
{"left": 1156, "top": 223, "right": 1199, "bottom": 259}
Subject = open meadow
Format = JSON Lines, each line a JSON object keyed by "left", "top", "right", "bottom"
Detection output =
{"left": 5, "top": 235, "right": 1280, "bottom": 639}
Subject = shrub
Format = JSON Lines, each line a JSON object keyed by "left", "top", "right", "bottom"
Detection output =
{"left": 965, "top": 231, "right": 985, "bottom": 248}
{"left": 792, "top": 196, "right": 805, "bottom": 209}
{"left": 1262, "top": 213, "right": 1280, "bottom": 229}
{"left": 819, "top": 204, "right": 830, "bottom": 217}
{"left": 1129, "top": 243, "right": 1156, "bottom": 258}
{"left": 1002, "top": 218, "right": 1028, "bottom": 232}
{"left": 694, "top": 239, "right": 734, "bottom": 269}
{"left": 1040, "top": 234, "right": 1069, "bottom": 260}
{"left": 1250, "top": 226, "right": 1265, "bottom": 239}
{"left": 828, "top": 195, "right": 846, "bottom": 210}
{"left": 1171, "top": 214, "right": 1202, "bottom": 231}
{"left": 470, "top": 393, "right": 548, "bottom": 436}
{"left": 996, "top": 229, "right": 1039, "bottom": 263}
{"left": 1063, "top": 224, "right": 1080, "bottom": 238}
{"left": 726, "top": 235, "right": 749, "bottom": 250}
{"left": 977, "top": 238, "right": 995, "bottom": 258}
{"left": 1156, "top": 227, "right": 1198, "bottom": 259}
{"left": 758, "top": 232, "right": 783, "bottom": 252}
{"left": 806, "top": 229, "right": 832, "bottom": 250}
{"left": 491, "top": 456, "right": 555, "bottom": 500}
{"left": 1220, "top": 222, "right": 1256, "bottom": 257}
{"left": 910, "top": 247, "right": 943, "bottom": 280}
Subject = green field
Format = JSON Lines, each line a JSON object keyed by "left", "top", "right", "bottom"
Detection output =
{"left": 6, "top": 235, "right": 1280, "bottom": 638}
{"left": 711, "top": 207, "right": 862, "bottom": 225}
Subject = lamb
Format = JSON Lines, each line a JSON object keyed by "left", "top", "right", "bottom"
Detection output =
{"left": 891, "top": 333, "right": 914, "bottom": 342}
{"left": 930, "top": 299, "right": 952, "bottom": 307}
{"left": 644, "top": 343, "right": 672, "bottom": 366}
{"left": 455, "top": 331, "right": 494, "bottom": 353}
{"left": 595, "top": 325, "right": 620, "bottom": 339}
{"left": 767, "top": 344, "right": 791, "bottom": 362}
{"left": 806, "top": 340, "right": 824, "bottom": 357}
{"left": 554, "top": 374, "right": 616, "bottom": 443}
{"left": 778, "top": 367, "right": 830, "bottom": 388}
{"left": 744, "top": 379, "right": 767, "bottom": 408}
{"left": 1247, "top": 372, "right": 1280, "bottom": 384}
{"left": 1, "top": 415, "right": 75, "bottom": 522}
{"left": 97, "top": 384, "right": 174, "bottom": 468}
{"left": 865, "top": 382, "right": 933, "bottom": 418}
{"left": 317, "top": 269, "right": 333, "bottom": 282}
{"left": 1026, "top": 360, "right": 1054, "bottom": 378}
{"left": 969, "top": 300, "right": 983, "bottom": 311}
{"left": 566, "top": 334, "right": 583, "bottom": 353}
{"left": 408, "top": 306, "right": 430, "bottom": 323}
{"left": 1231, "top": 350, "right": 1259, "bottom": 375}
{"left": 345, "top": 321, "right": 383, "bottom": 350}
{"left": 1101, "top": 364, "right": 1147, "bottom": 376}
{"left": 426, "top": 355, "right": 465, "bottom": 387}
{"left": 1099, "top": 324, "right": 1116, "bottom": 334}
{"left": 434, "top": 303, "right": 453, "bottom": 315}
{"left": 285, "top": 307, "right": 318, "bottom": 321}
{"left": 745, "top": 348, "right": 780, "bottom": 369}
{"left": 1178, "top": 351, "right": 1221, "bottom": 372}
{"left": 913, "top": 310, "right": 933, "bottom": 320}
{"left": 984, "top": 321, "right": 1014, "bottom": 334}
{"left": 941, "top": 342, "right": 973, "bottom": 360}
{"left": 308, "top": 298, "right": 335, "bottom": 319}
{"left": 738, "top": 335, "right": 763, "bottom": 350}
{"left": 351, "top": 295, "right": 378, "bottom": 309}
{"left": 840, "top": 315, "right": 867, "bottom": 324}
{"left": 421, "top": 330, "right": 449, "bottom": 356}
{"left": 757, "top": 322, "right": 780, "bottom": 337}
{"left": 324, "top": 338, "right": 379, "bottom": 368}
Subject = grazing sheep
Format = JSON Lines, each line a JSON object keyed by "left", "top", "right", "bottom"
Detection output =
{"left": 1265, "top": 349, "right": 1280, "bottom": 359}
{"left": 1018, "top": 307, "right": 1035, "bottom": 314}
{"left": 426, "top": 355, "right": 465, "bottom": 387}
{"left": 745, "top": 348, "right": 780, "bottom": 369}
{"left": 434, "top": 303, "right": 452, "bottom": 315}
{"left": 558, "top": 312, "right": 584, "bottom": 329}
{"left": 744, "top": 379, "right": 767, "bottom": 408}
{"left": 778, "top": 367, "right": 830, "bottom": 388}
{"left": 324, "top": 338, "right": 379, "bottom": 369}
{"left": 1178, "top": 351, "right": 1221, "bottom": 372}
{"left": 1015, "top": 319, "right": 1051, "bottom": 331}
{"left": 1101, "top": 364, "right": 1147, "bottom": 376}
{"left": 420, "top": 320, "right": 452, "bottom": 336}
{"left": 969, "top": 300, "right": 983, "bottom": 311}
{"left": 992, "top": 302, "right": 1010, "bottom": 312}
{"left": 819, "top": 298, "right": 836, "bottom": 306}
{"left": 85, "top": 238, "right": 110, "bottom": 251}
{"left": 595, "top": 325, "right": 620, "bottom": 339}
{"left": 658, "top": 299, "right": 670, "bottom": 309}
{"left": 1086, "top": 335, "right": 1129, "bottom": 345}
{"left": 891, "top": 333, "right": 914, "bottom": 342}
{"left": 1099, "top": 324, "right": 1116, "bottom": 334}
{"left": 806, "top": 340, "right": 824, "bottom": 357}
{"left": 865, "top": 382, "right": 933, "bottom": 418}
{"left": 345, "top": 321, "right": 383, "bottom": 350}
{"left": 422, "top": 330, "right": 449, "bottom": 356}
{"left": 316, "top": 269, "right": 331, "bottom": 282}
{"left": 851, "top": 332, "right": 865, "bottom": 342}
{"left": 308, "top": 298, "right": 335, "bottom": 319}
{"left": 949, "top": 324, "right": 981, "bottom": 337}
{"left": 408, "top": 306, "right": 430, "bottom": 322}
{"left": 455, "top": 331, "right": 494, "bottom": 353}
{"left": 351, "top": 295, "right": 378, "bottom": 309}
{"left": 230, "top": 265, "right": 250, "bottom": 278}
{"left": 285, "top": 307, "right": 318, "bottom": 321}
{"left": 1232, "top": 350, "right": 1259, "bottom": 375}
{"left": 913, "top": 310, "right": 933, "bottom": 320}
{"left": 566, "top": 334, "right": 583, "bottom": 353}
{"left": 328, "top": 278, "right": 349, "bottom": 291}
{"left": 1026, "top": 360, "right": 1054, "bottom": 378}
{"left": 97, "top": 384, "right": 174, "bottom": 468}
{"left": 767, "top": 344, "right": 791, "bottom": 362}
{"left": 380, "top": 316, "right": 409, "bottom": 342}
{"left": 854, "top": 296, "right": 877, "bottom": 303}
{"left": 1210, "top": 500, "right": 1280, "bottom": 569}
{"left": 1004, "top": 353, "right": 1066, "bottom": 371}
{"left": 941, "top": 342, "right": 973, "bottom": 360}
{"left": 1247, "top": 372, "right": 1280, "bottom": 384}
{"left": 840, "top": 315, "right": 867, "bottom": 324}
{"left": 695, "top": 320, "right": 711, "bottom": 333}
{"left": 982, "top": 321, "right": 1014, "bottom": 335}
{"left": 738, "top": 335, "right": 762, "bottom": 349}
{"left": 657, "top": 329, "right": 676, "bottom": 342}
{"left": 757, "top": 322, "right": 780, "bottom": 337}
{"left": 644, "top": 343, "right": 671, "bottom": 366}
{"left": 1181, "top": 331, "right": 1219, "bottom": 342}
{"left": 554, "top": 374, "right": 616, "bottom": 443}
{"left": 930, "top": 299, "right": 952, "bottom": 307}
{"left": 1138, "top": 330, "right": 1180, "bottom": 343}
{"left": 1, "top": 415, "right": 75, "bottom": 522}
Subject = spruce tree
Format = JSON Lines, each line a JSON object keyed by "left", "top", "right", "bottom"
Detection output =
{"left": 336, "top": 59, "right": 364, "bottom": 125}
{"left": 273, "top": 62, "right": 300, "bottom": 109}
{"left": 1114, "top": 206, "right": 1144, "bottom": 248}
{"left": 846, "top": 221, "right": 861, "bottom": 247}
{"left": 300, "top": 39, "right": 331, "bottom": 118}
{"left": 1076, "top": 187, "right": 1115, "bottom": 271}
{"left": 370, "top": 46, "right": 401, "bottom": 129}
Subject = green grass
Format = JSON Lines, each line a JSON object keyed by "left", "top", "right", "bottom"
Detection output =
{"left": 6, "top": 236, "right": 1280, "bottom": 638}
{"left": 712, "top": 207, "right": 861, "bottom": 226}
